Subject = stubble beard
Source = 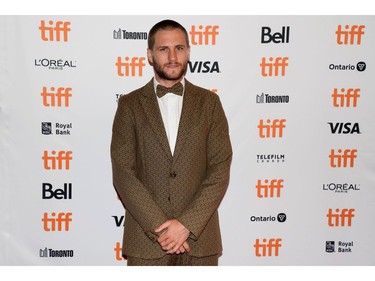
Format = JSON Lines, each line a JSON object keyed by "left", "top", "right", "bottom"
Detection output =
{"left": 153, "top": 61, "right": 188, "bottom": 83}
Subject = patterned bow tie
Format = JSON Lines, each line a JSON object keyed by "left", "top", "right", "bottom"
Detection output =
{"left": 156, "top": 83, "right": 183, "bottom": 98}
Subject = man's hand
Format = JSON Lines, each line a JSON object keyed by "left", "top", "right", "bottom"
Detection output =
{"left": 155, "top": 219, "right": 190, "bottom": 254}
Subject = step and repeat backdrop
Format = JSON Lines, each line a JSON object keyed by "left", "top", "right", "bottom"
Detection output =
{"left": 1, "top": 15, "right": 375, "bottom": 265}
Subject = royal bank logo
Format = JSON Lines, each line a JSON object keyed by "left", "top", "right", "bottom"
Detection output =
{"left": 113, "top": 28, "right": 147, "bottom": 40}
{"left": 39, "top": 247, "right": 74, "bottom": 257}
{"left": 325, "top": 241, "right": 354, "bottom": 253}
{"left": 41, "top": 122, "right": 72, "bottom": 135}
{"left": 42, "top": 122, "right": 52, "bottom": 135}
{"left": 329, "top": 62, "right": 366, "bottom": 72}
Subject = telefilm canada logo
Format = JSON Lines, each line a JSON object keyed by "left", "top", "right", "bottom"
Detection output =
{"left": 256, "top": 154, "right": 285, "bottom": 164}
{"left": 325, "top": 241, "right": 354, "bottom": 253}
{"left": 328, "top": 61, "right": 366, "bottom": 72}
{"left": 39, "top": 247, "right": 74, "bottom": 258}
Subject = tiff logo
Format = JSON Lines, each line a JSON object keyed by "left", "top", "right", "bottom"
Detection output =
{"left": 336, "top": 25, "right": 365, "bottom": 45}
{"left": 258, "top": 119, "right": 286, "bottom": 138}
{"left": 42, "top": 212, "right": 72, "bottom": 231}
{"left": 42, "top": 150, "right": 73, "bottom": 170}
{"left": 327, "top": 208, "right": 355, "bottom": 227}
{"left": 329, "top": 149, "right": 357, "bottom": 168}
{"left": 114, "top": 242, "right": 125, "bottom": 261}
{"left": 254, "top": 238, "right": 282, "bottom": 257}
{"left": 41, "top": 87, "right": 72, "bottom": 107}
{"left": 332, "top": 88, "right": 360, "bottom": 108}
{"left": 39, "top": 20, "right": 71, "bottom": 42}
{"left": 189, "top": 25, "right": 219, "bottom": 45}
{"left": 260, "top": 57, "right": 288, "bottom": 77}
{"left": 116, "top": 57, "right": 146, "bottom": 76}
{"left": 256, "top": 179, "right": 284, "bottom": 198}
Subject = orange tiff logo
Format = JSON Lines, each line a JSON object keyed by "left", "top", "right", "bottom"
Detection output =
{"left": 329, "top": 149, "right": 357, "bottom": 168}
{"left": 42, "top": 212, "right": 72, "bottom": 231}
{"left": 260, "top": 57, "right": 288, "bottom": 77}
{"left": 114, "top": 242, "right": 126, "bottom": 261}
{"left": 189, "top": 25, "right": 219, "bottom": 45}
{"left": 39, "top": 20, "right": 71, "bottom": 42}
{"left": 332, "top": 88, "right": 360, "bottom": 107}
{"left": 116, "top": 57, "right": 146, "bottom": 77}
{"left": 254, "top": 238, "right": 282, "bottom": 257}
{"left": 256, "top": 179, "right": 284, "bottom": 198}
{"left": 42, "top": 150, "right": 73, "bottom": 170}
{"left": 41, "top": 86, "right": 72, "bottom": 107}
{"left": 327, "top": 208, "right": 355, "bottom": 227}
{"left": 336, "top": 25, "right": 365, "bottom": 45}
{"left": 258, "top": 119, "right": 286, "bottom": 138}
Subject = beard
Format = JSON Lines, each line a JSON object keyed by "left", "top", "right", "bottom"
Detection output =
{"left": 153, "top": 60, "right": 189, "bottom": 82}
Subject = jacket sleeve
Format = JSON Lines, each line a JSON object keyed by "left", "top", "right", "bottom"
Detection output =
{"left": 177, "top": 95, "right": 232, "bottom": 240}
{"left": 110, "top": 96, "right": 168, "bottom": 242}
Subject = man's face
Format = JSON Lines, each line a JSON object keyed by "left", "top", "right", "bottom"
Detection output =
{"left": 147, "top": 28, "right": 190, "bottom": 86}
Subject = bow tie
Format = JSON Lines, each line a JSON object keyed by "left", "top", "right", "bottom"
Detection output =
{"left": 156, "top": 83, "right": 183, "bottom": 98}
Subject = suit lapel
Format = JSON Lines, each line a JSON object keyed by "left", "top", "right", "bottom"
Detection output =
{"left": 173, "top": 80, "right": 198, "bottom": 162}
{"left": 140, "top": 79, "right": 173, "bottom": 160}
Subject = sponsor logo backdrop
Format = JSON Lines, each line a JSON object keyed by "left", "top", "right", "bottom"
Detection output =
{"left": 1, "top": 15, "right": 375, "bottom": 265}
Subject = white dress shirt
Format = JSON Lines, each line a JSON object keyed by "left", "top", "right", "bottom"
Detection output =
{"left": 153, "top": 78, "right": 185, "bottom": 156}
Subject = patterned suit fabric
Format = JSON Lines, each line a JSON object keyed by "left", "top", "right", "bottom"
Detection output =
{"left": 111, "top": 78, "right": 232, "bottom": 259}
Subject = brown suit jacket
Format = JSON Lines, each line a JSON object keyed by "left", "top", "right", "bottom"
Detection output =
{"left": 111, "top": 78, "right": 232, "bottom": 259}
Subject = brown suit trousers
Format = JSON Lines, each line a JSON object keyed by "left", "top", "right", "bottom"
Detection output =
{"left": 111, "top": 78, "right": 232, "bottom": 261}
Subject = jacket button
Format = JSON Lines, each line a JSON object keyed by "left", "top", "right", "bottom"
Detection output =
{"left": 170, "top": 172, "right": 177, "bottom": 178}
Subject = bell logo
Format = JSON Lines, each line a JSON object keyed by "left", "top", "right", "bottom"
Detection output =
{"left": 329, "top": 149, "right": 357, "bottom": 168}
{"left": 332, "top": 88, "right": 360, "bottom": 108}
{"left": 116, "top": 56, "right": 146, "bottom": 77}
{"left": 327, "top": 208, "right": 355, "bottom": 227}
{"left": 114, "top": 242, "right": 125, "bottom": 261}
{"left": 254, "top": 238, "right": 282, "bottom": 257}
{"left": 260, "top": 57, "right": 288, "bottom": 77}
{"left": 256, "top": 179, "right": 284, "bottom": 198}
{"left": 39, "top": 20, "right": 71, "bottom": 42}
{"left": 42, "top": 212, "right": 72, "bottom": 231}
{"left": 261, "top": 26, "right": 290, "bottom": 44}
{"left": 189, "top": 25, "right": 219, "bottom": 45}
{"left": 258, "top": 119, "right": 286, "bottom": 138}
{"left": 41, "top": 87, "right": 72, "bottom": 107}
{"left": 336, "top": 25, "right": 365, "bottom": 45}
{"left": 42, "top": 150, "right": 73, "bottom": 170}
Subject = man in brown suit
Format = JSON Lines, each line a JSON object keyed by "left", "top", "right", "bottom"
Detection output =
{"left": 110, "top": 19, "right": 232, "bottom": 266}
